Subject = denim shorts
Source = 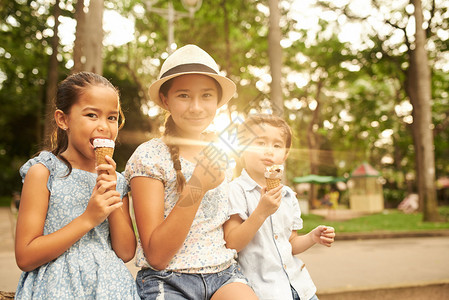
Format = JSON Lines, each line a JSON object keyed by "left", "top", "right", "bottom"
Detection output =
{"left": 136, "top": 263, "right": 250, "bottom": 300}
{"left": 291, "top": 286, "right": 319, "bottom": 300}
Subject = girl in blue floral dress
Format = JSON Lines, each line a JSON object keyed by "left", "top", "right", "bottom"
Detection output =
{"left": 15, "top": 72, "right": 139, "bottom": 299}
{"left": 124, "top": 45, "right": 258, "bottom": 300}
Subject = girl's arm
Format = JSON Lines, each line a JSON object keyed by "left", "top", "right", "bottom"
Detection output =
{"left": 289, "top": 226, "right": 335, "bottom": 255}
{"left": 15, "top": 164, "right": 123, "bottom": 272}
{"left": 131, "top": 176, "right": 206, "bottom": 270}
{"left": 98, "top": 156, "right": 136, "bottom": 262}
{"left": 223, "top": 185, "right": 283, "bottom": 252}
{"left": 108, "top": 195, "right": 136, "bottom": 262}
{"left": 132, "top": 154, "right": 225, "bottom": 271}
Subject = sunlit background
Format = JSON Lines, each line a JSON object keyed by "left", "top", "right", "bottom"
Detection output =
{"left": 2, "top": 0, "right": 449, "bottom": 210}
{"left": 52, "top": 0, "right": 449, "bottom": 138}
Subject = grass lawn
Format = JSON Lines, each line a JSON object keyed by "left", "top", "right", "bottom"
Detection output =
{"left": 2, "top": 194, "right": 449, "bottom": 234}
{"left": 300, "top": 206, "right": 449, "bottom": 234}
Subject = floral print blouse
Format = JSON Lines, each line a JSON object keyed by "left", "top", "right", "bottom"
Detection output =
{"left": 124, "top": 138, "right": 236, "bottom": 273}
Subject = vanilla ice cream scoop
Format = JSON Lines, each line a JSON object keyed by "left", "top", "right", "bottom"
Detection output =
{"left": 93, "top": 138, "right": 115, "bottom": 149}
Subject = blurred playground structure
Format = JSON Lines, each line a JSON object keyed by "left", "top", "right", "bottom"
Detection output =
{"left": 293, "top": 162, "right": 385, "bottom": 218}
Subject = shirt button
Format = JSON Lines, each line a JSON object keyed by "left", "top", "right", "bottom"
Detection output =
{"left": 274, "top": 235, "right": 278, "bottom": 240}
{"left": 283, "top": 264, "right": 287, "bottom": 269}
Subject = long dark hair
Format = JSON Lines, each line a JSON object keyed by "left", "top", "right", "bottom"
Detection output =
{"left": 159, "top": 75, "right": 222, "bottom": 193}
{"left": 51, "top": 71, "right": 124, "bottom": 174}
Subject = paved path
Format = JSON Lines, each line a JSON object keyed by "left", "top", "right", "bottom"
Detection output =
{"left": 299, "top": 236, "right": 449, "bottom": 293}
{"left": 0, "top": 207, "right": 21, "bottom": 293}
{"left": 2, "top": 206, "right": 449, "bottom": 298}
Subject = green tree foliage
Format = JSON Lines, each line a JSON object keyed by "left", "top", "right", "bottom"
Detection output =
{"left": 1, "top": 0, "right": 449, "bottom": 219}
{"left": 0, "top": 1, "right": 54, "bottom": 195}
{"left": 312, "top": 0, "right": 448, "bottom": 219}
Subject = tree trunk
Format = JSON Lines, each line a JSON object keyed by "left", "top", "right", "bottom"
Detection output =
{"left": 43, "top": 0, "right": 60, "bottom": 148}
{"left": 408, "top": 0, "right": 440, "bottom": 221}
{"left": 221, "top": 0, "right": 233, "bottom": 120}
{"left": 73, "top": 0, "right": 104, "bottom": 74}
{"left": 221, "top": 0, "right": 231, "bottom": 76}
{"left": 307, "top": 79, "right": 323, "bottom": 208}
{"left": 267, "top": 0, "right": 283, "bottom": 117}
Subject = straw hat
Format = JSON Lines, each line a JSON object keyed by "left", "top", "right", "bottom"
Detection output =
{"left": 149, "top": 44, "right": 236, "bottom": 109}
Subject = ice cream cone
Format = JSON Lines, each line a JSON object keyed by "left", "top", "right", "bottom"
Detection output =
{"left": 95, "top": 146, "right": 114, "bottom": 165}
{"left": 266, "top": 178, "right": 281, "bottom": 191}
{"left": 93, "top": 138, "right": 115, "bottom": 175}
{"left": 264, "top": 165, "right": 284, "bottom": 191}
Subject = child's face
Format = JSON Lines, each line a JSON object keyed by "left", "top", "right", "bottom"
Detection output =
{"left": 161, "top": 74, "right": 219, "bottom": 138}
{"left": 58, "top": 85, "right": 119, "bottom": 163}
{"left": 242, "top": 123, "right": 288, "bottom": 177}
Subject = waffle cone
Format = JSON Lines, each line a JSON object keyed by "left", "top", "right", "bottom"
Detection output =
{"left": 266, "top": 178, "right": 281, "bottom": 191}
{"left": 95, "top": 147, "right": 114, "bottom": 166}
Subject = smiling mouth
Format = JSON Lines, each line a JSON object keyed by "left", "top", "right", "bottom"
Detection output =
{"left": 186, "top": 117, "right": 207, "bottom": 122}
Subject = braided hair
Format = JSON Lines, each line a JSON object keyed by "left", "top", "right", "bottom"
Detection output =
{"left": 163, "top": 116, "right": 186, "bottom": 193}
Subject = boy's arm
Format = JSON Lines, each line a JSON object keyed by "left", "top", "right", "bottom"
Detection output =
{"left": 224, "top": 184, "right": 283, "bottom": 252}
{"left": 223, "top": 213, "right": 266, "bottom": 252}
{"left": 289, "top": 226, "right": 335, "bottom": 255}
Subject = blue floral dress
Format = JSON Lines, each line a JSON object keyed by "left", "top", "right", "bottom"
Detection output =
{"left": 15, "top": 151, "right": 139, "bottom": 300}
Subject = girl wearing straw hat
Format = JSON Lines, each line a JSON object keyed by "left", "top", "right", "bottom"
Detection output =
{"left": 125, "top": 45, "right": 258, "bottom": 300}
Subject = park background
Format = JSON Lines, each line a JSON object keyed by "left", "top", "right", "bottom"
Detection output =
{"left": 2, "top": 1, "right": 449, "bottom": 224}
{"left": 1, "top": 1, "right": 449, "bottom": 299}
